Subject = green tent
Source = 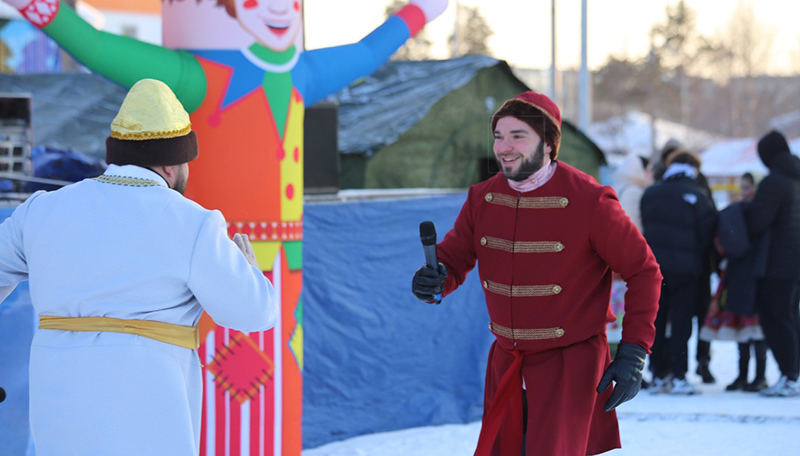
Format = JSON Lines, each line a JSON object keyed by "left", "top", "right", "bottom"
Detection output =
{"left": 332, "top": 56, "right": 606, "bottom": 189}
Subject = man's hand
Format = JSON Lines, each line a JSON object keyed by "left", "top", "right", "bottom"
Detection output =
{"left": 411, "top": 263, "right": 447, "bottom": 304}
{"left": 233, "top": 233, "right": 258, "bottom": 268}
{"left": 596, "top": 343, "right": 648, "bottom": 412}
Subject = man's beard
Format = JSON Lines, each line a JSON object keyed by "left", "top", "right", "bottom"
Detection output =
{"left": 496, "top": 141, "right": 546, "bottom": 182}
{"left": 173, "top": 168, "right": 188, "bottom": 195}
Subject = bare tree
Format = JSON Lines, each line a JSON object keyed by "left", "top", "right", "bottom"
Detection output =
{"left": 650, "top": 1, "right": 699, "bottom": 74}
{"left": 385, "top": 0, "right": 433, "bottom": 60}
{"left": 448, "top": 4, "right": 493, "bottom": 57}
{"left": 720, "top": 1, "right": 775, "bottom": 136}
{"left": 725, "top": 2, "right": 774, "bottom": 78}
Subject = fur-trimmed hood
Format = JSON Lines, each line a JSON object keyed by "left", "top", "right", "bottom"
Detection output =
{"left": 614, "top": 151, "right": 652, "bottom": 189}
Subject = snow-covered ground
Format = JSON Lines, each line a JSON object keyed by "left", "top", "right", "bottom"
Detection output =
{"left": 304, "top": 333, "right": 800, "bottom": 456}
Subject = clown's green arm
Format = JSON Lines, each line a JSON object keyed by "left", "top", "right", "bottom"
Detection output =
{"left": 40, "top": 2, "right": 206, "bottom": 112}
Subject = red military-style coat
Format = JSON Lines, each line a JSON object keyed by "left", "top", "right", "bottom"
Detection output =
{"left": 437, "top": 163, "right": 662, "bottom": 456}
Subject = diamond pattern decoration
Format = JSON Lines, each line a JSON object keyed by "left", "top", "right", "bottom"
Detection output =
{"left": 206, "top": 332, "right": 275, "bottom": 404}
{"left": 22, "top": 0, "right": 59, "bottom": 28}
{"left": 227, "top": 219, "right": 303, "bottom": 241}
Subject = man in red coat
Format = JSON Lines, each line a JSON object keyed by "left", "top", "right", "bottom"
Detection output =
{"left": 412, "top": 92, "right": 662, "bottom": 456}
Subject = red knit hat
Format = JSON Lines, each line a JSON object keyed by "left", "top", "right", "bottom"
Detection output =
{"left": 492, "top": 91, "right": 562, "bottom": 159}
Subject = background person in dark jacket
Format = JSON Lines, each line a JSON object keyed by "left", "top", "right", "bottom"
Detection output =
{"left": 746, "top": 130, "right": 800, "bottom": 397}
{"left": 701, "top": 172, "right": 769, "bottom": 392}
{"left": 652, "top": 141, "right": 719, "bottom": 384}
{"left": 641, "top": 150, "right": 718, "bottom": 394}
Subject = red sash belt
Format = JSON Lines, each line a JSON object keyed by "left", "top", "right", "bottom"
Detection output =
{"left": 474, "top": 346, "right": 532, "bottom": 456}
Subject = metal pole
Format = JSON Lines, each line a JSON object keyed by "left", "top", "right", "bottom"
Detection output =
{"left": 452, "top": 0, "right": 461, "bottom": 58}
{"left": 578, "top": 0, "right": 589, "bottom": 130}
{"left": 550, "top": 0, "right": 557, "bottom": 102}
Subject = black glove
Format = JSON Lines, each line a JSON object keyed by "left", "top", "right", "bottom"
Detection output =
{"left": 411, "top": 263, "right": 448, "bottom": 304}
{"left": 596, "top": 343, "right": 647, "bottom": 412}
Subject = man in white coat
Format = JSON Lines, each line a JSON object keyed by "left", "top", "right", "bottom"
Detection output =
{"left": 0, "top": 79, "right": 279, "bottom": 455}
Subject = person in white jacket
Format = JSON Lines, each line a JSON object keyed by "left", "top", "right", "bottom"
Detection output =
{"left": 0, "top": 79, "right": 279, "bottom": 456}
{"left": 613, "top": 151, "right": 653, "bottom": 232}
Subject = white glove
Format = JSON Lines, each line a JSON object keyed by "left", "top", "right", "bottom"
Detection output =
{"left": 410, "top": 0, "right": 448, "bottom": 22}
{"left": 4, "top": 0, "right": 35, "bottom": 9}
{"left": 233, "top": 233, "right": 259, "bottom": 268}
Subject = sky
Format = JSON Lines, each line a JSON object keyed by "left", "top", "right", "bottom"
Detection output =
{"left": 304, "top": 0, "right": 800, "bottom": 74}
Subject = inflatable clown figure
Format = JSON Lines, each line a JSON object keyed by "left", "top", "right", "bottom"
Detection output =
{"left": 3, "top": 0, "right": 448, "bottom": 455}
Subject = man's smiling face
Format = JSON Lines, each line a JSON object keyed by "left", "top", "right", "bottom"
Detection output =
{"left": 493, "top": 116, "right": 551, "bottom": 181}
{"left": 234, "top": 0, "right": 303, "bottom": 52}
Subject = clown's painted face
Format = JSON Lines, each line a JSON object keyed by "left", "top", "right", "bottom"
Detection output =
{"left": 234, "top": 0, "right": 303, "bottom": 52}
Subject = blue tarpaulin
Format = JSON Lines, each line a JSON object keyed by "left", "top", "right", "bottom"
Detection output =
{"left": 302, "top": 193, "right": 491, "bottom": 449}
{"left": 0, "top": 193, "right": 492, "bottom": 452}
{"left": 26, "top": 146, "right": 105, "bottom": 192}
{"left": 0, "top": 208, "right": 35, "bottom": 456}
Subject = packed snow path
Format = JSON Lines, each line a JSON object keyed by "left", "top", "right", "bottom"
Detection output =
{"left": 304, "top": 333, "right": 799, "bottom": 456}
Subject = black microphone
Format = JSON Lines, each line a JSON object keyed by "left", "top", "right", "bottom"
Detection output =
{"left": 419, "top": 221, "right": 442, "bottom": 303}
{"left": 419, "top": 221, "right": 438, "bottom": 269}
{"left": 0, "top": 387, "right": 6, "bottom": 403}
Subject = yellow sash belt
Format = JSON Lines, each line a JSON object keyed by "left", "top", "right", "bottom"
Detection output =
{"left": 39, "top": 315, "right": 199, "bottom": 349}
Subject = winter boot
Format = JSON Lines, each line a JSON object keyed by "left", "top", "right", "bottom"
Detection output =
{"left": 696, "top": 359, "right": 716, "bottom": 384}
{"left": 725, "top": 376, "right": 748, "bottom": 391}
{"left": 744, "top": 378, "right": 768, "bottom": 392}
{"left": 761, "top": 376, "right": 800, "bottom": 397}
{"left": 649, "top": 376, "right": 672, "bottom": 394}
{"left": 669, "top": 377, "right": 698, "bottom": 395}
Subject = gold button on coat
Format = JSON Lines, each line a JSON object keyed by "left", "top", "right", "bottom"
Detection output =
{"left": 555, "top": 328, "right": 565, "bottom": 337}
{"left": 480, "top": 237, "right": 488, "bottom": 246}
{"left": 483, "top": 280, "right": 489, "bottom": 288}
{"left": 552, "top": 285, "right": 562, "bottom": 294}
{"left": 485, "top": 193, "right": 493, "bottom": 202}
{"left": 559, "top": 198, "right": 569, "bottom": 207}
{"left": 554, "top": 242, "right": 564, "bottom": 252}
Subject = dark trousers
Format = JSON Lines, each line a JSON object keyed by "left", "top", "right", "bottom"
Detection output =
{"left": 738, "top": 340, "right": 768, "bottom": 381}
{"left": 651, "top": 273, "right": 702, "bottom": 379}
{"left": 696, "top": 272, "right": 712, "bottom": 364}
{"left": 755, "top": 278, "right": 800, "bottom": 380}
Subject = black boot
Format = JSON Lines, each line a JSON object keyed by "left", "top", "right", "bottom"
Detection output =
{"left": 696, "top": 359, "right": 716, "bottom": 384}
{"left": 725, "top": 342, "right": 751, "bottom": 392}
{"left": 744, "top": 341, "right": 767, "bottom": 392}
{"left": 744, "top": 378, "right": 768, "bottom": 392}
{"left": 726, "top": 376, "right": 747, "bottom": 391}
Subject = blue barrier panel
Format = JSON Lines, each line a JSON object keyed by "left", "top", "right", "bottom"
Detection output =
{"left": 302, "top": 193, "right": 492, "bottom": 449}
{"left": 0, "top": 207, "right": 36, "bottom": 456}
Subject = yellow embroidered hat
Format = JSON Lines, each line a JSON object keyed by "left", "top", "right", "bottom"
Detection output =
{"left": 106, "top": 79, "right": 198, "bottom": 166}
